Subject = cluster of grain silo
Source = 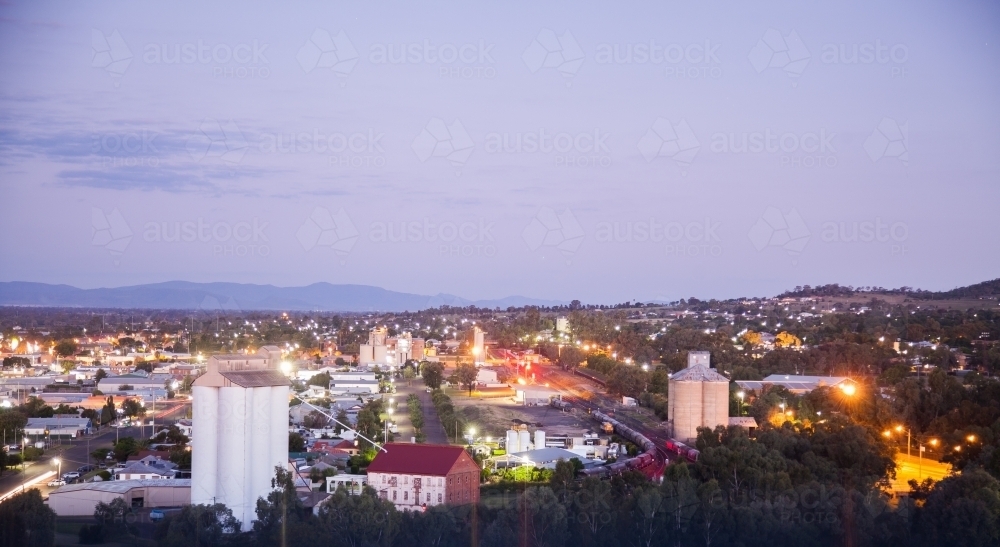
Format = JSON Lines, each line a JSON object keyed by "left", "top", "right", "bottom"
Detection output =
{"left": 191, "top": 347, "right": 291, "bottom": 531}
{"left": 667, "top": 351, "right": 730, "bottom": 443}
{"left": 504, "top": 427, "right": 545, "bottom": 453}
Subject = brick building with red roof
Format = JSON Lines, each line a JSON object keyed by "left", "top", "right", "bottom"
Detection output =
{"left": 366, "top": 443, "right": 480, "bottom": 510}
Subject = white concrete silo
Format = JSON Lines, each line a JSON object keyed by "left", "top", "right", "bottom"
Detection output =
{"left": 506, "top": 430, "right": 519, "bottom": 453}
{"left": 519, "top": 430, "right": 532, "bottom": 452}
{"left": 534, "top": 430, "right": 546, "bottom": 450}
{"left": 192, "top": 346, "right": 290, "bottom": 531}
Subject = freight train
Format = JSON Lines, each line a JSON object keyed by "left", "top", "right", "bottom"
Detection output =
{"left": 579, "top": 411, "right": 659, "bottom": 477}
{"left": 663, "top": 438, "right": 700, "bottom": 462}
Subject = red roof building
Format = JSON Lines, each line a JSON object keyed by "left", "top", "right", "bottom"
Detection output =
{"left": 366, "top": 443, "right": 480, "bottom": 510}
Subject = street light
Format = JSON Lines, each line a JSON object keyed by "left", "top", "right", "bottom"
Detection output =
{"left": 737, "top": 391, "right": 745, "bottom": 416}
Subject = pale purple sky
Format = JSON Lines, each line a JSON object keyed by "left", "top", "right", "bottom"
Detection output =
{"left": 1, "top": 0, "right": 998, "bottom": 303}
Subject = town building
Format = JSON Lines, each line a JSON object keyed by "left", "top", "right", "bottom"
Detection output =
{"left": 366, "top": 443, "right": 480, "bottom": 510}
{"left": 736, "top": 374, "right": 853, "bottom": 395}
{"left": 48, "top": 479, "right": 190, "bottom": 516}
{"left": 191, "top": 346, "right": 290, "bottom": 531}
{"left": 24, "top": 417, "right": 92, "bottom": 440}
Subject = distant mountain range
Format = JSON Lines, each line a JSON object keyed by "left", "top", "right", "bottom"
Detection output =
{"left": 0, "top": 281, "right": 566, "bottom": 313}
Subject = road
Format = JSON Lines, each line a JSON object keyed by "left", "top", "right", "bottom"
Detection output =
{"left": 890, "top": 452, "right": 952, "bottom": 492}
{"left": 0, "top": 399, "right": 190, "bottom": 502}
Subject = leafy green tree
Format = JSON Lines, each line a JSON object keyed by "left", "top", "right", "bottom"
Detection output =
{"left": 112, "top": 436, "right": 141, "bottom": 462}
{"left": 449, "top": 362, "right": 478, "bottom": 396}
{"left": 421, "top": 361, "right": 445, "bottom": 389}
{"left": 54, "top": 339, "right": 78, "bottom": 358}
{"left": 90, "top": 448, "right": 111, "bottom": 464}
{"left": 307, "top": 372, "right": 331, "bottom": 388}
{"left": 153, "top": 503, "right": 240, "bottom": 547}
{"left": 120, "top": 398, "right": 144, "bottom": 419}
{"left": 252, "top": 467, "right": 317, "bottom": 546}
{"left": 917, "top": 468, "right": 1000, "bottom": 547}
{"left": 316, "top": 485, "right": 400, "bottom": 546}
{"left": 0, "top": 488, "right": 56, "bottom": 547}
{"left": 288, "top": 432, "right": 306, "bottom": 452}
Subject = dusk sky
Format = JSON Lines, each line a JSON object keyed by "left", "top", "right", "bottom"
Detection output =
{"left": 1, "top": 0, "right": 998, "bottom": 304}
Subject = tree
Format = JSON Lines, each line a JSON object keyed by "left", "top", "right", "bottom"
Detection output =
{"left": 775, "top": 331, "right": 802, "bottom": 348}
{"left": 120, "top": 398, "right": 144, "bottom": 420}
{"left": 54, "top": 339, "right": 78, "bottom": 358}
{"left": 288, "top": 432, "right": 306, "bottom": 452}
{"left": 0, "top": 410, "right": 28, "bottom": 440}
{"left": 307, "top": 372, "right": 331, "bottom": 388}
{"left": 90, "top": 448, "right": 111, "bottom": 464}
{"left": 450, "top": 362, "right": 478, "bottom": 396}
{"left": 421, "top": 361, "right": 445, "bottom": 389}
{"left": 134, "top": 361, "right": 154, "bottom": 374}
{"left": 557, "top": 346, "right": 587, "bottom": 369}
{"left": 154, "top": 503, "right": 240, "bottom": 547}
{"left": 112, "top": 437, "right": 141, "bottom": 462}
{"left": 607, "top": 366, "right": 646, "bottom": 397}
{"left": 316, "top": 485, "right": 400, "bottom": 546}
{"left": 741, "top": 331, "right": 763, "bottom": 347}
{"left": 252, "top": 467, "right": 314, "bottom": 546}
{"left": 0, "top": 488, "right": 56, "bottom": 547}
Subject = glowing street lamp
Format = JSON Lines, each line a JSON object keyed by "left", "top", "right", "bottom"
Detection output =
{"left": 840, "top": 383, "right": 856, "bottom": 396}
{"left": 737, "top": 391, "right": 745, "bottom": 416}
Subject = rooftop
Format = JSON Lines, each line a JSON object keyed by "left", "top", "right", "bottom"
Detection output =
{"left": 51, "top": 479, "right": 190, "bottom": 494}
{"left": 367, "top": 443, "right": 476, "bottom": 476}
{"left": 670, "top": 365, "right": 729, "bottom": 383}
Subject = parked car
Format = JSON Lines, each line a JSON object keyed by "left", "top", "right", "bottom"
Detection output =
{"left": 62, "top": 472, "right": 81, "bottom": 481}
{"left": 149, "top": 509, "right": 165, "bottom": 522}
{"left": 47, "top": 479, "right": 66, "bottom": 487}
{"left": 77, "top": 465, "right": 96, "bottom": 473}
